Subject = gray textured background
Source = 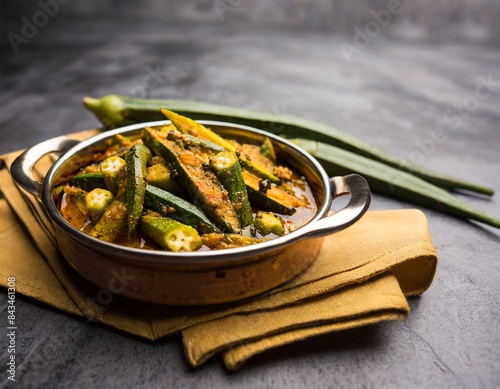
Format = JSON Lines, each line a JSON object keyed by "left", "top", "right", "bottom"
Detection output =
{"left": 1, "top": 1, "right": 499, "bottom": 388}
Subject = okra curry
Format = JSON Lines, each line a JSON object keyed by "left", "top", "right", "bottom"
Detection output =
{"left": 56, "top": 110, "right": 317, "bottom": 252}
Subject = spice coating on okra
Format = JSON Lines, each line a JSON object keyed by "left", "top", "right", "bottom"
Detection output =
{"left": 211, "top": 150, "right": 253, "bottom": 228}
{"left": 125, "top": 144, "right": 152, "bottom": 238}
{"left": 145, "top": 128, "right": 241, "bottom": 234}
{"left": 57, "top": 110, "right": 319, "bottom": 251}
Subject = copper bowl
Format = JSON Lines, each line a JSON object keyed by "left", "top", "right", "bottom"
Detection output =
{"left": 11, "top": 121, "right": 371, "bottom": 305}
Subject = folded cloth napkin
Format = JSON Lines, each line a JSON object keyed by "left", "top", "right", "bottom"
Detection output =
{"left": 0, "top": 130, "right": 438, "bottom": 370}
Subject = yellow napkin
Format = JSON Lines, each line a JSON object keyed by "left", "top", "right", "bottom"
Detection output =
{"left": 0, "top": 130, "right": 437, "bottom": 370}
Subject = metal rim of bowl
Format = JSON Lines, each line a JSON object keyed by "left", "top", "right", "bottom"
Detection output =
{"left": 42, "top": 120, "right": 333, "bottom": 266}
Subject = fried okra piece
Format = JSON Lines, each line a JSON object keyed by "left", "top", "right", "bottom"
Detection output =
{"left": 211, "top": 150, "right": 253, "bottom": 228}
{"left": 253, "top": 211, "right": 286, "bottom": 236}
{"left": 100, "top": 155, "right": 126, "bottom": 195}
{"left": 85, "top": 188, "right": 114, "bottom": 223}
{"left": 140, "top": 214, "right": 202, "bottom": 252}
{"left": 125, "top": 144, "right": 152, "bottom": 238}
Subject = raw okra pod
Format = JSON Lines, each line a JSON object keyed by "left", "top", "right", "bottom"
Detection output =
{"left": 83, "top": 95, "right": 494, "bottom": 196}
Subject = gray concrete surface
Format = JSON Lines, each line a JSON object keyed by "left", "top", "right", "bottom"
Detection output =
{"left": 1, "top": 7, "right": 499, "bottom": 389}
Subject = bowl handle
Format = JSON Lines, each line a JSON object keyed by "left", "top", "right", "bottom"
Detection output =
{"left": 300, "top": 174, "right": 371, "bottom": 240}
{"left": 10, "top": 136, "right": 80, "bottom": 200}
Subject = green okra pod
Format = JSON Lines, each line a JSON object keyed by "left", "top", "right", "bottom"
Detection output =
{"left": 144, "top": 184, "right": 217, "bottom": 234}
{"left": 89, "top": 198, "right": 128, "bottom": 243}
{"left": 161, "top": 108, "right": 281, "bottom": 184}
{"left": 85, "top": 188, "right": 114, "bottom": 223}
{"left": 83, "top": 95, "right": 494, "bottom": 196}
{"left": 253, "top": 211, "right": 286, "bottom": 236}
{"left": 260, "top": 137, "right": 277, "bottom": 163}
{"left": 201, "top": 233, "right": 270, "bottom": 250}
{"left": 211, "top": 150, "right": 253, "bottom": 228}
{"left": 144, "top": 128, "right": 241, "bottom": 234}
{"left": 161, "top": 108, "right": 236, "bottom": 151}
{"left": 297, "top": 140, "right": 500, "bottom": 229}
{"left": 100, "top": 155, "right": 126, "bottom": 195}
{"left": 139, "top": 214, "right": 202, "bottom": 252}
{"left": 242, "top": 169, "right": 307, "bottom": 215}
{"left": 83, "top": 95, "right": 500, "bottom": 229}
{"left": 125, "top": 143, "right": 152, "bottom": 238}
{"left": 166, "top": 129, "right": 225, "bottom": 153}
{"left": 145, "top": 163, "right": 185, "bottom": 196}
{"left": 69, "top": 172, "right": 106, "bottom": 192}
